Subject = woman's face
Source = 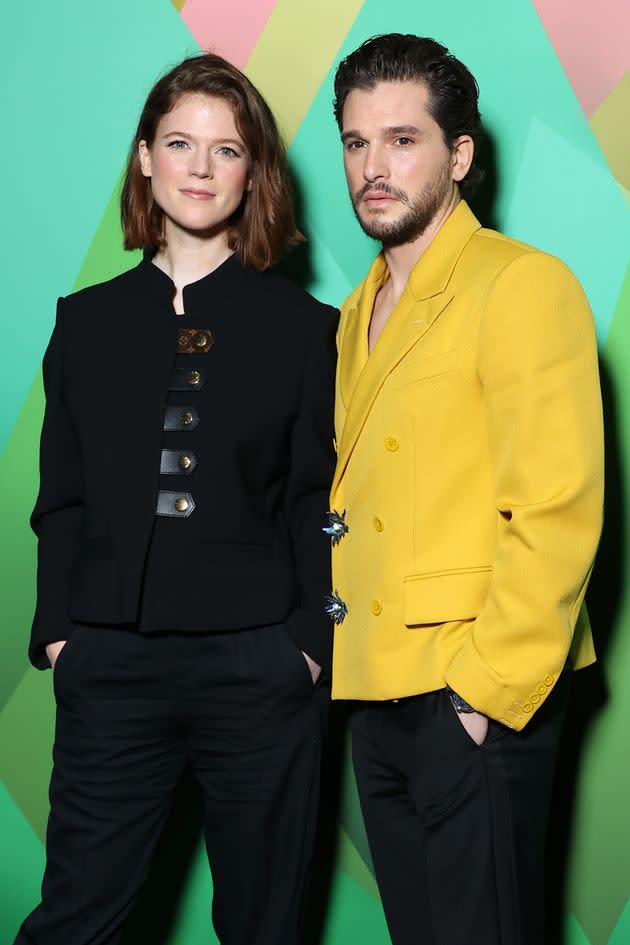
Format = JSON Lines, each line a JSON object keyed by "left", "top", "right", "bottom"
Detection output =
{"left": 139, "top": 92, "right": 251, "bottom": 243}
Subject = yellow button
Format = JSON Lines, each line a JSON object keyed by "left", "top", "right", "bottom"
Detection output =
{"left": 537, "top": 683, "right": 547, "bottom": 695}
{"left": 181, "top": 410, "right": 194, "bottom": 426}
{"left": 373, "top": 516, "right": 384, "bottom": 532}
{"left": 178, "top": 454, "right": 192, "bottom": 471}
{"left": 194, "top": 333, "right": 208, "bottom": 348}
{"left": 174, "top": 497, "right": 189, "bottom": 513}
{"left": 187, "top": 370, "right": 201, "bottom": 386}
{"left": 371, "top": 599, "right": 382, "bottom": 615}
{"left": 385, "top": 436, "right": 399, "bottom": 452}
{"left": 522, "top": 702, "right": 533, "bottom": 713}
{"left": 530, "top": 693, "right": 541, "bottom": 704}
{"left": 544, "top": 674, "right": 555, "bottom": 686}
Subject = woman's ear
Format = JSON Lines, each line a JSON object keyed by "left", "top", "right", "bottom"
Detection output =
{"left": 138, "top": 140, "right": 152, "bottom": 178}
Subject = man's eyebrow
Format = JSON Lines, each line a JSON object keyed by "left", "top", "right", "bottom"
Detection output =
{"left": 383, "top": 125, "right": 423, "bottom": 136}
{"left": 341, "top": 129, "right": 363, "bottom": 143}
{"left": 341, "top": 125, "right": 423, "bottom": 142}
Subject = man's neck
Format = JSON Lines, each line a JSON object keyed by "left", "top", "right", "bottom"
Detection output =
{"left": 382, "top": 193, "right": 460, "bottom": 303}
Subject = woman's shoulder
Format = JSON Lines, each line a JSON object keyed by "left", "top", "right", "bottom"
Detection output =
{"left": 245, "top": 265, "right": 339, "bottom": 329}
{"left": 60, "top": 261, "right": 144, "bottom": 315}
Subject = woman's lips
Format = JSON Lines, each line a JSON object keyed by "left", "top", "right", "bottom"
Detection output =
{"left": 181, "top": 189, "right": 214, "bottom": 199}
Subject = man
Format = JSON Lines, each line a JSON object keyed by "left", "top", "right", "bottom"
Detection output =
{"left": 325, "top": 34, "right": 604, "bottom": 945}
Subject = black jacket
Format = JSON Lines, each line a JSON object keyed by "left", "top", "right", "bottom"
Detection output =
{"left": 30, "top": 254, "right": 338, "bottom": 672}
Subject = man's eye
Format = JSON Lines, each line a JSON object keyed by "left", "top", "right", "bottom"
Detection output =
{"left": 395, "top": 137, "right": 413, "bottom": 146}
{"left": 346, "top": 140, "right": 365, "bottom": 150}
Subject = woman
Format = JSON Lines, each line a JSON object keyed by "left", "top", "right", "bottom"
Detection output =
{"left": 15, "top": 53, "right": 337, "bottom": 945}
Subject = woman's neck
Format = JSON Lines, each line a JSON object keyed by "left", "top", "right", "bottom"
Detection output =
{"left": 151, "top": 225, "right": 234, "bottom": 305}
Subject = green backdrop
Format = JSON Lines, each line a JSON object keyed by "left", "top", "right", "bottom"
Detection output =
{"left": 2, "top": 2, "right": 629, "bottom": 943}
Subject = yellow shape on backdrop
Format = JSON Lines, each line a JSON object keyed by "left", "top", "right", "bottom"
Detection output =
{"left": 245, "top": 0, "right": 365, "bottom": 143}
{"left": 590, "top": 69, "right": 630, "bottom": 192}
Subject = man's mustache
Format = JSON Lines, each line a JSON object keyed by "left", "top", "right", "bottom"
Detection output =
{"left": 354, "top": 182, "right": 409, "bottom": 204}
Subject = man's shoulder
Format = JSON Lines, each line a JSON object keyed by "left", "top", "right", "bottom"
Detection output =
{"left": 464, "top": 226, "right": 575, "bottom": 287}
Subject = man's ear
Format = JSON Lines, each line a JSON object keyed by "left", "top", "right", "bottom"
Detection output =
{"left": 451, "top": 135, "right": 474, "bottom": 183}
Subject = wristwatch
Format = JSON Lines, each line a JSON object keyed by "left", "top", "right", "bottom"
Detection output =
{"left": 447, "top": 687, "right": 476, "bottom": 714}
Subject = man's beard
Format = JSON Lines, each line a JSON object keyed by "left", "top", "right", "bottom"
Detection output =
{"left": 351, "top": 160, "right": 451, "bottom": 248}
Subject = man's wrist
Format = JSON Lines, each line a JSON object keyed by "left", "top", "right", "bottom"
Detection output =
{"left": 447, "top": 686, "right": 476, "bottom": 714}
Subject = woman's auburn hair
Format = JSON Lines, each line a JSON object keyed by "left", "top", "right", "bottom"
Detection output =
{"left": 121, "top": 53, "right": 301, "bottom": 271}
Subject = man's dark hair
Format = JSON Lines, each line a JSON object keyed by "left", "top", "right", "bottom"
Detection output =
{"left": 333, "top": 34, "right": 484, "bottom": 198}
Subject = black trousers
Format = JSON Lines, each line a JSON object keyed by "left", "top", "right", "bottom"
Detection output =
{"left": 350, "top": 673, "right": 570, "bottom": 945}
{"left": 14, "top": 623, "right": 325, "bottom": 945}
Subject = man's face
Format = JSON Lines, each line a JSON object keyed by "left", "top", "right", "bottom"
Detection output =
{"left": 341, "top": 81, "right": 457, "bottom": 247}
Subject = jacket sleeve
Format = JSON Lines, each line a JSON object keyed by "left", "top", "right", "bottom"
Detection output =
{"left": 284, "top": 302, "right": 338, "bottom": 674}
{"left": 444, "top": 252, "right": 604, "bottom": 729}
{"left": 29, "top": 298, "right": 83, "bottom": 669}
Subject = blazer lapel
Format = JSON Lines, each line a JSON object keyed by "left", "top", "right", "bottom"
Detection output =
{"left": 332, "top": 201, "right": 481, "bottom": 496}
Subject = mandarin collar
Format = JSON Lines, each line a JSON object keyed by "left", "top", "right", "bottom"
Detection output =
{"left": 136, "top": 251, "right": 243, "bottom": 313}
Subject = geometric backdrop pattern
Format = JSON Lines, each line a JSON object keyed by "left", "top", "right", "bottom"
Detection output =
{"left": 1, "top": 3, "right": 628, "bottom": 944}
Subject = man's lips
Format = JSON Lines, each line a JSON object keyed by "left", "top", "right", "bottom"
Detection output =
{"left": 362, "top": 191, "right": 397, "bottom": 203}
{"left": 181, "top": 188, "right": 214, "bottom": 199}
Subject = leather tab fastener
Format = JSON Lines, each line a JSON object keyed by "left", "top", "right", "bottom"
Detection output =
{"left": 156, "top": 491, "right": 195, "bottom": 518}
{"left": 169, "top": 368, "right": 206, "bottom": 391}
{"left": 177, "top": 328, "right": 214, "bottom": 354}
{"left": 160, "top": 449, "right": 197, "bottom": 476}
{"left": 163, "top": 405, "right": 200, "bottom": 431}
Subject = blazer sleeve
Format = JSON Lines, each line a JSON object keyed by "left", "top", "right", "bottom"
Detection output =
{"left": 284, "top": 302, "right": 338, "bottom": 675}
{"left": 29, "top": 298, "right": 84, "bottom": 669}
{"left": 444, "top": 252, "right": 604, "bottom": 729}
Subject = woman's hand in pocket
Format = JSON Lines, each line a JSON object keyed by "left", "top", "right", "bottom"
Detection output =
{"left": 46, "top": 640, "right": 67, "bottom": 670}
{"left": 301, "top": 652, "right": 322, "bottom": 685}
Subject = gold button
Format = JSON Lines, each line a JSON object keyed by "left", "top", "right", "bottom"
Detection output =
{"left": 187, "top": 370, "right": 201, "bottom": 386}
{"left": 178, "top": 333, "right": 187, "bottom": 347}
{"left": 544, "top": 674, "right": 555, "bottom": 686}
{"left": 373, "top": 516, "right": 384, "bottom": 532}
{"left": 522, "top": 702, "right": 533, "bottom": 713}
{"left": 537, "top": 683, "right": 547, "bottom": 695}
{"left": 181, "top": 410, "right": 194, "bottom": 426}
{"left": 178, "top": 454, "right": 192, "bottom": 471}
{"left": 174, "top": 496, "right": 189, "bottom": 512}
{"left": 385, "top": 436, "right": 399, "bottom": 452}
{"left": 530, "top": 693, "right": 541, "bottom": 704}
{"left": 371, "top": 599, "right": 382, "bottom": 616}
{"left": 194, "top": 333, "right": 208, "bottom": 348}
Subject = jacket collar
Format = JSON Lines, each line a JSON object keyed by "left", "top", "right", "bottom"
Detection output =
{"left": 135, "top": 251, "right": 243, "bottom": 313}
{"left": 333, "top": 201, "right": 480, "bottom": 496}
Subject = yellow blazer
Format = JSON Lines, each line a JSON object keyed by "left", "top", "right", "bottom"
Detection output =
{"left": 330, "top": 201, "right": 604, "bottom": 730}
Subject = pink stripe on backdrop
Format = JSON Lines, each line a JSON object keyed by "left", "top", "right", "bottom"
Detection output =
{"left": 533, "top": 0, "right": 630, "bottom": 117}
{"left": 181, "top": 0, "right": 277, "bottom": 69}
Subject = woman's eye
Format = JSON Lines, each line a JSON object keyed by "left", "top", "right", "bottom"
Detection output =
{"left": 168, "top": 139, "right": 189, "bottom": 150}
{"left": 217, "top": 146, "right": 239, "bottom": 158}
